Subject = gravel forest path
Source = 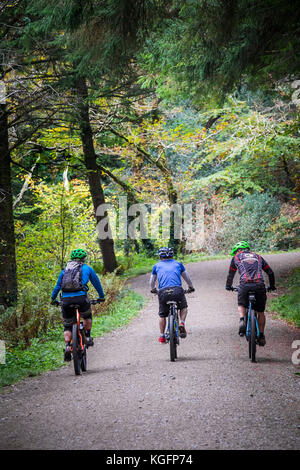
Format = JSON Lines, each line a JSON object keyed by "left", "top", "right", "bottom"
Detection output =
{"left": 0, "top": 252, "right": 299, "bottom": 450}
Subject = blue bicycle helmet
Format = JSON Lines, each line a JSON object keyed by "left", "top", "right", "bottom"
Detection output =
{"left": 158, "top": 247, "right": 173, "bottom": 259}
{"left": 158, "top": 247, "right": 169, "bottom": 258}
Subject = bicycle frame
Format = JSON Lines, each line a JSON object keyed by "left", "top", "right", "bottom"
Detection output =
{"left": 151, "top": 288, "right": 191, "bottom": 362}
{"left": 55, "top": 298, "right": 102, "bottom": 375}
{"left": 75, "top": 308, "right": 85, "bottom": 351}
{"left": 245, "top": 296, "right": 260, "bottom": 340}
{"left": 165, "top": 302, "right": 180, "bottom": 362}
{"left": 232, "top": 288, "right": 260, "bottom": 362}
{"left": 165, "top": 303, "right": 179, "bottom": 342}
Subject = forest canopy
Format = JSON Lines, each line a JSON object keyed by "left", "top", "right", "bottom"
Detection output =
{"left": 0, "top": 0, "right": 299, "bottom": 319}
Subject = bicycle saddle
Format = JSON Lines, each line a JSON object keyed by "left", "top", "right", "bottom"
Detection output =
{"left": 248, "top": 291, "right": 256, "bottom": 302}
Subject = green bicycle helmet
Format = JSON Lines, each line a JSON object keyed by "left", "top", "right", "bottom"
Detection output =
{"left": 231, "top": 241, "right": 250, "bottom": 256}
{"left": 70, "top": 248, "right": 87, "bottom": 260}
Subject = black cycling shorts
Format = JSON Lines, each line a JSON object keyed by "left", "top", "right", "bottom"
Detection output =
{"left": 238, "top": 284, "right": 267, "bottom": 312}
{"left": 158, "top": 286, "right": 187, "bottom": 318}
{"left": 61, "top": 295, "right": 92, "bottom": 331}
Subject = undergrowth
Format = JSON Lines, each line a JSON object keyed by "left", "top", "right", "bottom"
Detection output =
{"left": 269, "top": 267, "right": 300, "bottom": 327}
{"left": 0, "top": 289, "right": 145, "bottom": 388}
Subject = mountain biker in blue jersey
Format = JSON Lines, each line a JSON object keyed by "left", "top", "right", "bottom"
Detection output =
{"left": 51, "top": 249, "right": 105, "bottom": 361}
{"left": 225, "top": 241, "right": 276, "bottom": 347}
{"left": 150, "top": 247, "right": 195, "bottom": 343}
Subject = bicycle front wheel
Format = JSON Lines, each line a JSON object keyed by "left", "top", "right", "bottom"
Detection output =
{"left": 72, "top": 323, "right": 82, "bottom": 375}
{"left": 169, "top": 313, "right": 177, "bottom": 362}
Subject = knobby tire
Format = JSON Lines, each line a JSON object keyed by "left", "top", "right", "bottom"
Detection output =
{"left": 250, "top": 310, "right": 257, "bottom": 363}
{"left": 169, "top": 307, "right": 177, "bottom": 362}
{"left": 72, "top": 323, "right": 82, "bottom": 375}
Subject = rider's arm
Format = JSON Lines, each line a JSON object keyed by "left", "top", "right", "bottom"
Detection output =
{"left": 225, "top": 258, "right": 237, "bottom": 289}
{"left": 51, "top": 270, "right": 64, "bottom": 300}
{"left": 150, "top": 273, "right": 157, "bottom": 290}
{"left": 150, "top": 264, "right": 158, "bottom": 291}
{"left": 181, "top": 271, "right": 194, "bottom": 289}
{"left": 262, "top": 258, "right": 275, "bottom": 288}
{"left": 89, "top": 268, "right": 105, "bottom": 299}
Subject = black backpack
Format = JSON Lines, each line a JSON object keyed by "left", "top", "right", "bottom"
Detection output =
{"left": 61, "top": 261, "right": 84, "bottom": 292}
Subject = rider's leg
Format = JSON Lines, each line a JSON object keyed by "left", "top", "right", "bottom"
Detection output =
{"left": 64, "top": 330, "right": 72, "bottom": 344}
{"left": 63, "top": 328, "right": 72, "bottom": 361}
{"left": 254, "top": 288, "right": 267, "bottom": 345}
{"left": 62, "top": 302, "right": 73, "bottom": 359}
{"left": 238, "top": 305, "right": 246, "bottom": 319}
{"left": 257, "top": 312, "right": 265, "bottom": 333}
{"left": 179, "top": 307, "right": 187, "bottom": 323}
{"left": 159, "top": 317, "right": 166, "bottom": 335}
{"left": 257, "top": 312, "right": 266, "bottom": 346}
{"left": 83, "top": 317, "right": 94, "bottom": 346}
{"left": 238, "top": 305, "right": 246, "bottom": 335}
{"left": 179, "top": 308, "right": 187, "bottom": 338}
{"left": 83, "top": 317, "right": 92, "bottom": 333}
{"left": 80, "top": 300, "right": 93, "bottom": 345}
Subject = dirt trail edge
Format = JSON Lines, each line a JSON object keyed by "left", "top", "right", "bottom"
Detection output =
{"left": 0, "top": 252, "right": 299, "bottom": 450}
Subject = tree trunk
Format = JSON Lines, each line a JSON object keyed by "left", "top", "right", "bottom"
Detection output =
{"left": 0, "top": 100, "right": 18, "bottom": 307}
{"left": 75, "top": 78, "right": 118, "bottom": 273}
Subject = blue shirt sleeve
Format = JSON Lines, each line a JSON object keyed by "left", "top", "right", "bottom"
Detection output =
{"left": 51, "top": 270, "right": 64, "bottom": 300}
{"left": 89, "top": 267, "right": 105, "bottom": 299}
{"left": 152, "top": 265, "right": 157, "bottom": 275}
{"left": 179, "top": 262, "right": 185, "bottom": 273}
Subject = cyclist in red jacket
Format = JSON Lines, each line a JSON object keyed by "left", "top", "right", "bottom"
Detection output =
{"left": 226, "top": 241, "right": 276, "bottom": 346}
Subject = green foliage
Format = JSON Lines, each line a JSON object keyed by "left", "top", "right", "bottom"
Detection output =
{"left": 15, "top": 180, "right": 98, "bottom": 282}
{"left": 1, "top": 0, "right": 299, "bottom": 393}
{"left": 268, "top": 204, "right": 300, "bottom": 251}
{"left": 140, "top": 0, "right": 300, "bottom": 102}
{"left": 204, "top": 192, "right": 281, "bottom": 255}
{"left": 26, "top": 0, "right": 162, "bottom": 79}
{"left": 0, "top": 289, "right": 145, "bottom": 388}
{"left": 0, "top": 284, "right": 59, "bottom": 349}
{"left": 269, "top": 268, "right": 300, "bottom": 327}
{"left": 183, "top": 97, "right": 300, "bottom": 200}
{"left": 222, "top": 193, "right": 281, "bottom": 252}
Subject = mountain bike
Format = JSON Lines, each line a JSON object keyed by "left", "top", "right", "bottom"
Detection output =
{"left": 232, "top": 287, "right": 259, "bottom": 363}
{"left": 165, "top": 300, "right": 180, "bottom": 362}
{"left": 153, "top": 289, "right": 192, "bottom": 362}
{"left": 56, "top": 299, "right": 103, "bottom": 375}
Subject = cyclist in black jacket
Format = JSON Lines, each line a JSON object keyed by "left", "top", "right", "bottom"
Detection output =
{"left": 226, "top": 241, "right": 276, "bottom": 346}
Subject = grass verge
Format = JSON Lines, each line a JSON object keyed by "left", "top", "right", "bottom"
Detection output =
{"left": 0, "top": 289, "right": 145, "bottom": 389}
{"left": 269, "top": 267, "right": 300, "bottom": 328}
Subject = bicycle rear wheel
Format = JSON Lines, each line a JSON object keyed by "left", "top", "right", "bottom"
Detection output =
{"left": 169, "top": 309, "right": 177, "bottom": 362}
{"left": 250, "top": 311, "right": 257, "bottom": 363}
{"left": 245, "top": 311, "right": 252, "bottom": 359}
{"left": 72, "top": 323, "right": 82, "bottom": 375}
{"left": 81, "top": 350, "right": 87, "bottom": 372}
{"left": 80, "top": 327, "right": 87, "bottom": 372}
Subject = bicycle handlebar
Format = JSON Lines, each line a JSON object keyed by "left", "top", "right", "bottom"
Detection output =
{"left": 90, "top": 299, "right": 105, "bottom": 305}
{"left": 228, "top": 286, "right": 276, "bottom": 292}
{"left": 52, "top": 298, "right": 105, "bottom": 307}
{"left": 150, "top": 288, "right": 194, "bottom": 295}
